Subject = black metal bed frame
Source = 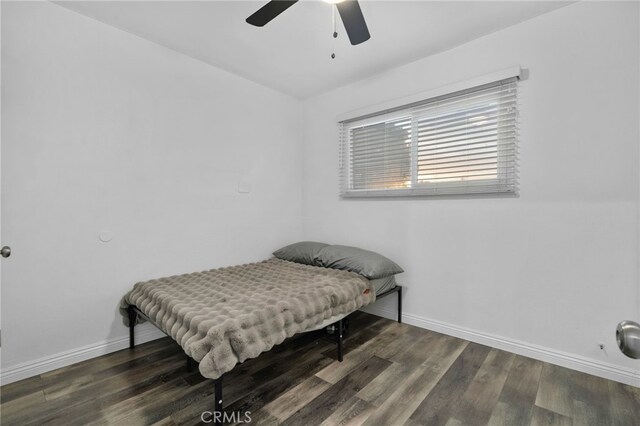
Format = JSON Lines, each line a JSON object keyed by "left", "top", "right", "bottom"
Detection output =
{"left": 127, "top": 284, "right": 402, "bottom": 424}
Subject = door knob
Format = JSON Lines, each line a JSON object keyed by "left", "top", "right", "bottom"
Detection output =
{"left": 1, "top": 246, "right": 11, "bottom": 258}
{"left": 617, "top": 320, "right": 640, "bottom": 359}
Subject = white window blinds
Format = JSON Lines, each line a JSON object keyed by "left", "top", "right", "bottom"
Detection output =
{"left": 339, "top": 77, "right": 518, "bottom": 197}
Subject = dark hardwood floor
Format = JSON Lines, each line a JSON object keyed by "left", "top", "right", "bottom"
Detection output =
{"left": 1, "top": 312, "right": 639, "bottom": 425}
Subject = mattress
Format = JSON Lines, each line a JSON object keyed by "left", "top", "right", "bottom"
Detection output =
{"left": 369, "top": 275, "right": 398, "bottom": 296}
{"left": 120, "top": 258, "right": 376, "bottom": 379}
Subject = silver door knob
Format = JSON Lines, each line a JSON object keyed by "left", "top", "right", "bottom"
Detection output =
{"left": 1, "top": 246, "right": 11, "bottom": 258}
{"left": 617, "top": 320, "right": 640, "bottom": 359}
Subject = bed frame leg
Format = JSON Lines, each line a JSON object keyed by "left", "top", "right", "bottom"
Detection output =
{"left": 337, "top": 318, "right": 344, "bottom": 362}
{"left": 397, "top": 286, "right": 403, "bottom": 324}
{"left": 187, "top": 356, "right": 196, "bottom": 372}
{"left": 128, "top": 305, "right": 137, "bottom": 349}
{"left": 213, "top": 377, "right": 223, "bottom": 425}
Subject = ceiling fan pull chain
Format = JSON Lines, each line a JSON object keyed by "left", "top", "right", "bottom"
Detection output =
{"left": 331, "top": 5, "right": 337, "bottom": 59}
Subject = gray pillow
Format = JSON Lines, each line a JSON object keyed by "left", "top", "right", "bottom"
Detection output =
{"left": 273, "top": 241, "right": 329, "bottom": 265}
{"left": 314, "top": 245, "right": 404, "bottom": 279}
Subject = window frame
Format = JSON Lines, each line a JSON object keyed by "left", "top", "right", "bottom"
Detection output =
{"left": 339, "top": 72, "right": 519, "bottom": 198}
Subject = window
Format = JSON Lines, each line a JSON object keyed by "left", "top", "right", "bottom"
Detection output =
{"left": 339, "top": 77, "right": 518, "bottom": 197}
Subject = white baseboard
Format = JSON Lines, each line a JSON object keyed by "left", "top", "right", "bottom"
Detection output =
{"left": 364, "top": 306, "right": 640, "bottom": 388}
{"left": 0, "top": 325, "right": 166, "bottom": 385}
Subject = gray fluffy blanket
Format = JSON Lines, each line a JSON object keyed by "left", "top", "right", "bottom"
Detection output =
{"left": 120, "top": 258, "right": 375, "bottom": 379}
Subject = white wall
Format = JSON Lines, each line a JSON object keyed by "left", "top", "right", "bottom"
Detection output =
{"left": 301, "top": 1, "right": 640, "bottom": 384}
{"left": 1, "top": 1, "right": 302, "bottom": 381}
{"left": 2, "top": 0, "right": 638, "bottom": 387}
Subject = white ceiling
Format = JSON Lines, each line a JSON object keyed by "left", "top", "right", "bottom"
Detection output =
{"left": 55, "top": 1, "right": 571, "bottom": 99}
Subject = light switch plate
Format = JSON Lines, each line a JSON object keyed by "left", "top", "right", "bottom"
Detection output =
{"left": 99, "top": 230, "right": 114, "bottom": 242}
{"left": 238, "top": 181, "right": 251, "bottom": 193}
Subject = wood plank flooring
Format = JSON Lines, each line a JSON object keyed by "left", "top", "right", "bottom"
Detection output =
{"left": 1, "top": 312, "right": 638, "bottom": 425}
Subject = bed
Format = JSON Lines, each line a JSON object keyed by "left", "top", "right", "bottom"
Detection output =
{"left": 121, "top": 244, "right": 403, "bottom": 423}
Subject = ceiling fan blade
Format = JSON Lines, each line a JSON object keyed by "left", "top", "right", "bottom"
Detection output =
{"left": 246, "top": 0, "right": 299, "bottom": 27}
{"left": 336, "top": 0, "right": 370, "bottom": 45}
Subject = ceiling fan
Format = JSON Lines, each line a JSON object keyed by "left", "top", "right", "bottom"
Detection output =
{"left": 246, "top": 0, "right": 370, "bottom": 46}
